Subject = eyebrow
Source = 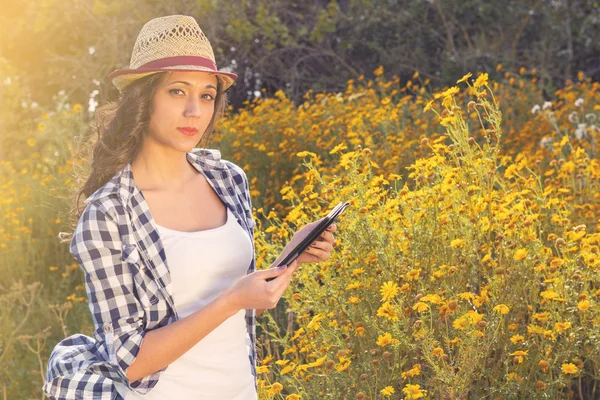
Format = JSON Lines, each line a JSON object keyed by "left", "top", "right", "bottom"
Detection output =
{"left": 165, "top": 80, "right": 217, "bottom": 90}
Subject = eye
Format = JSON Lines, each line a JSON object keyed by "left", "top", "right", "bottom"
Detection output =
{"left": 169, "top": 88, "right": 185, "bottom": 96}
{"left": 202, "top": 93, "right": 215, "bottom": 101}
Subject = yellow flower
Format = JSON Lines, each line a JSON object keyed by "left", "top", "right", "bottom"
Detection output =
{"left": 354, "top": 326, "right": 365, "bottom": 336}
{"left": 280, "top": 362, "right": 296, "bottom": 374}
{"left": 307, "top": 314, "right": 325, "bottom": 331}
{"left": 554, "top": 321, "right": 571, "bottom": 333}
{"left": 402, "top": 384, "right": 426, "bottom": 399}
{"left": 380, "top": 281, "right": 400, "bottom": 301}
{"left": 473, "top": 73, "right": 489, "bottom": 89}
{"left": 532, "top": 312, "right": 549, "bottom": 323}
{"left": 377, "top": 332, "right": 398, "bottom": 347}
{"left": 540, "top": 290, "right": 559, "bottom": 299}
{"left": 256, "top": 365, "right": 269, "bottom": 373}
{"left": 308, "top": 355, "right": 327, "bottom": 368}
{"left": 458, "top": 292, "right": 476, "bottom": 301}
{"left": 72, "top": 103, "right": 82, "bottom": 113}
{"left": 286, "top": 395, "right": 301, "bottom": 400}
{"left": 406, "top": 268, "right": 421, "bottom": 281}
{"left": 350, "top": 268, "right": 365, "bottom": 277}
{"left": 510, "top": 334, "right": 525, "bottom": 344}
{"left": 538, "top": 360, "right": 550, "bottom": 373}
{"left": 401, "top": 364, "right": 421, "bottom": 379}
{"left": 377, "top": 302, "right": 400, "bottom": 321}
{"left": 561, "top": 363, "right": 578, "bottom": 374}
{"left": 441, "top": 86, "right": 460, "bottom": 98}
{"left": 431, "top": 347, "right": 445, "bottom": 357}
{"left": 510, "top": 350, "right": 528, "bottom": 364}
{"left": 439, "top": 115, "right": 457, "bottom": 127}
{"left": 267, "top": 382, "right": 283, "bottom": 395}
{"left": 493, "top": 304, "right": 510, "bottom": 315}
{"left": 346, "top": 281, "right": 363, "bottom": 290}
{"left": 373, "top": 65, "right": 384, "bottom": 76}
{"left": 424, "top": 99, "right": 434, "bottom": 112}
{"left": 347, "top": 296, "right": 360, "bottom": 304}
{"left": 380, "top": 386, "right": 395, "bottom": 396}
{"left": 290, "top": 328, "right": 304, "bottom": 341}
{"left": 577, "top": 300, "right": 590, "bottom": 311}
{"left": 513, "top": 248, "right": 528, "bottom": 261}
{"left": 49, "top": 266, "right": 59, "bottom": 272}
{"left": 456, "top": 72, "right": 472, "bottom": 84}
{"left": 261, "top": 355, "right": 274, "bottom": 365}
{"left": 296, "top": 151, "right": 317, "bottom": 158}
{"left": 329, "top": 142, "right": 348, "bottom": 155}
{"left": 412, "top": 302, "right": 430, "bottom": 313}
{"left": 27, "top": 138, "right": 36, "bottom": 147}
{"left": 335, "top": 357, "right": 351, "bottom": 372}
{"left": 450, "top": 239, "right": 465, "bottom": 248}
{"left": 420, "top": 294, "right": 443, "bottom": 304}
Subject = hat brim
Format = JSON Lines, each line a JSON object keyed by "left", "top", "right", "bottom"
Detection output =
{"left": 109, "top": 66, "right": 237, "bottom": 93}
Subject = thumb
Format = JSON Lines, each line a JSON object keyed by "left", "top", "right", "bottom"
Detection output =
{"left": 261, "top": 263, "right": 290, "bottom": 279}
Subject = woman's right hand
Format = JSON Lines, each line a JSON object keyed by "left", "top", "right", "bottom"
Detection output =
{"left": 222, "top": 259, "right": 300, "bottom": 313}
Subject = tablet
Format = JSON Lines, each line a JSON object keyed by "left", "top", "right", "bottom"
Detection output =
{"left": 266, "top": 201, "right": 350, "bottom": 281}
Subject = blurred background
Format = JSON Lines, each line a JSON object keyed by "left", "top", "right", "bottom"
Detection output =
{"left": 2, "top": 0, "right": 599, "bottom": 112}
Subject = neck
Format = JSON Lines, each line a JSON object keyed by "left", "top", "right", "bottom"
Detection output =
{"left": 131, "top": 145, "right": 199, "bottom": 192}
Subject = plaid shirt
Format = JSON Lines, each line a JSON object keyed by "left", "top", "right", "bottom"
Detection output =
{"left": 43, "top": 148, "right": 257, "bottom": 400}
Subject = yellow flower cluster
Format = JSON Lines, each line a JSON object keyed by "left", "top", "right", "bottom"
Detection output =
{"left": 251, "top": 68, "right": 599, "bottom": 398}
{"left": 3, "top": 64, "right": 599, "bottom": 398}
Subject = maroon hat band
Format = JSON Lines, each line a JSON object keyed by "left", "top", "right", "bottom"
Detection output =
{"left": 138, "top": 55, "right": 217, "bottom": 71}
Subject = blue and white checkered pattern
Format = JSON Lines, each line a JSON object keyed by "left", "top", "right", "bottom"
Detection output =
{"left": 43, "top": 148, "right": 257, "bottom": 400}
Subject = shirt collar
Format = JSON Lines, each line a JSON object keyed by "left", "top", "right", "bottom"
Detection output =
{"left": 84, "top": 148, "right": 227, "bottom": 205}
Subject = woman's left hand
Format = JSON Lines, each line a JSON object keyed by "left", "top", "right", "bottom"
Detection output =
{"left": 296, "top": 223, "right": 337, "bottom": 264}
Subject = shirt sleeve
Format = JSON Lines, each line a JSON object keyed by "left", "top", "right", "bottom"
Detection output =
{"left": 70, "top": 200, "right": 166, "bottom": 393}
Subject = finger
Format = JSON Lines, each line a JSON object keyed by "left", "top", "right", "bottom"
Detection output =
{"left": 319, "top": 231, "right": 335, "bottom": 245}
{"left": 326, "top": 223, "right": 337, "bottom": 232}
{"left": 309, "top": 240, "right": 333, "bottom": 253}
{"left": 262, "top": 263, "right": 292, "bottom": 281}
{"left": 305, "top": 245, "right": 331, "bottom": 260}
{"left": 270, "top": 259, "right": 299, "bottom": 290}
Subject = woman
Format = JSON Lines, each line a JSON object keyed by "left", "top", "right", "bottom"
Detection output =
{"left": 43, "top": 15, "right": 336, "bottom": 400}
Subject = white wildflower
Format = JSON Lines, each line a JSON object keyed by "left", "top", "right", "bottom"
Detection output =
{"left": 574, "top": 98, "right": 584, "bottom": 107}
{"left": 539, "top": 136, "right": 552, "bottom": 148}
{"left": 568, "top": 111, "right": 579, "bottom": 124}
{"left": 574, "top": 123, "right": 587, "bottom": 140}
{"left": 531, "top": 104, "right": 541, "bottom": 115}
{"left": 542, "top": 101, "right": 552, "bottom": 110}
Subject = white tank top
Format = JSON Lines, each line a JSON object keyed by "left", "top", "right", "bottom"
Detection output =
{"left": 118, "top": 207, "right": 257, "bottom": 400}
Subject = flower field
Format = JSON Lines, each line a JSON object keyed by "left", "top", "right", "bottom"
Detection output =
{"left": 1, "top": 67, "right": 598, "bottom": 398}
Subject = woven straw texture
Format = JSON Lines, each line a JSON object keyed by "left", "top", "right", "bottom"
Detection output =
{"left": 131, "top": 15, "right": 215, "bottom": 68}
{"left": 111, "top": 15, "right": 236, "bottom": 92}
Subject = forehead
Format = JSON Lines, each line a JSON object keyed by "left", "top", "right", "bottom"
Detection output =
{"left": 161, "top": 71, "right": 218, "bottom": 87}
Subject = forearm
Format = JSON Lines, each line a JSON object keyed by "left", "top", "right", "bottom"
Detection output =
{"left": 126, "top": 292, "right": 239, "bottom": 384}
{"left": 256, "top": 308, "right": 266, "bottom": 317}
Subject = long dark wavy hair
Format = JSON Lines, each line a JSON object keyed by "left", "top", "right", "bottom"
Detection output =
{"left": 59, "top": 72, "right": 228, "bottom": 243}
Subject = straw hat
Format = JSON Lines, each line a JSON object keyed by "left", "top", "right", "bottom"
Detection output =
{"left": 108, "top": 15, "right": 237, "bottom": 93}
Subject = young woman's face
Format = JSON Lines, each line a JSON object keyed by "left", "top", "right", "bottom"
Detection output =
{"left": 146, "top": 71, "right": 218, "bottom": 153}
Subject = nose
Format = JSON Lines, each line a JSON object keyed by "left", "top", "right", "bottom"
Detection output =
{"left": 183, "top": 96, "right": 202, "bottom": 119}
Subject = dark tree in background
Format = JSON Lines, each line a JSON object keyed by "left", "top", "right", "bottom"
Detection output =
{"left": 0, "top": 0, "right": 598, "bottom": 112}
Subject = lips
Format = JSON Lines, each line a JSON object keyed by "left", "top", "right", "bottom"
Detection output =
{"left": 177, "top": 127, "right": 198, "bottom": 136}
